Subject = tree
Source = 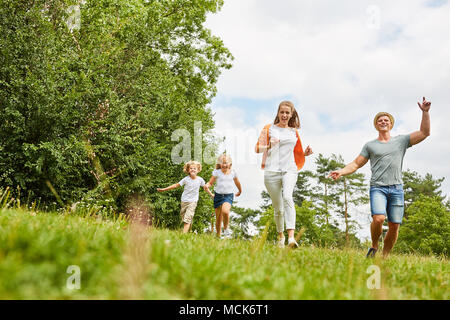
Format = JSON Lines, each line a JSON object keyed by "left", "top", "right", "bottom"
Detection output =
{"left": 310, "top": 154, "right": 368, "bottom": 247}
{"left": 396, "top": 195, "right": 449, "bottom": 257}
{"left": 403, "top": 169, "right": 446, "bottom": 211}
{"left": 327, "top": 154, "right": 368, "bottom": 246}
{"left": 257, "top": 202, "right": 361, "bottom": 248}
{"left": 293, "top": 170, "right": 315, "bottom": 206}
{"left": 260, "top": 170, "right": 314, "bottom": 210}
{"left": 229, "top": 206, "right": 261, "bottom": 240}
{"left": 310, "top": 154, "right": 342, "bottom": 225}
{"left": 0, "top": 0, "right": 233, "bottom": 232}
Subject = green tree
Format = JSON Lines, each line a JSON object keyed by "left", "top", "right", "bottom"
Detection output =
{"left": 328, "top": 154, "right": 368, "bottom": 246}
{"left": 229, "top": 206, "right": 261, "bottom": 240}
{"left": 403, "top": 169, "right": 446, "bottom": 211}
{"left": 0, "top": 0, "right": 232, "bottom": 232}
{"left": 257, "top": 201, "right": 361, "bottom": 248}
{"left": 396, "top": 195, "right": 449, "bottom": 256}
{"left": 293, "top": 170, "right": 315, "bottom": 206}
{"left": 310, "top": 154, "right": 342, "bottom": 225}
{"left": 260, "top": 170, "right": 314, "bottom": 210}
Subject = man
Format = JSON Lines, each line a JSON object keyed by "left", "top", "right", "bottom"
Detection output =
{"left": 328, "top": 97, "right": 431, "bottom": 258}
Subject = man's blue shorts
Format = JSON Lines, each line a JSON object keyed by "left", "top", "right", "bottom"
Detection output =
{"left": 369, "top": 184, "right": 405, "bottom": 224}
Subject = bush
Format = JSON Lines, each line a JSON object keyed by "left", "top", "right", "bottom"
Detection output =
{"left": 396, "top": 195, "right": 449, "bottom": 257}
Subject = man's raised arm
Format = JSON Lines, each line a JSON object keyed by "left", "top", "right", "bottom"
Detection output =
{"left": 410, "top": 96, "right": 431, "bottom": 146}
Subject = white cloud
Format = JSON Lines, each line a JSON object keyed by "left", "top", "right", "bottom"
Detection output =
{"left": 206, "top": 0, "right": 450, "bottom": 239}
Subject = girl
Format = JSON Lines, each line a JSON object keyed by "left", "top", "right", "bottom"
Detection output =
{"left": 157, "top": 160, "right": 214, "bottom": 233}
{"left": 255, "top": 101, "right": 313, "bottom": 248}
{"left": 206, "top": 154, "right": 242, "bottom": 238}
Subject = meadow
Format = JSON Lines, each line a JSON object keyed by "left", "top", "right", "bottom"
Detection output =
{"left": 0, "top": 208, "right": 448, "bottom": 300}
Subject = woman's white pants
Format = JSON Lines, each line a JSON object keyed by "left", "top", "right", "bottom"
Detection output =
{"left": 264, "top": 171, "right": 298, "bottom": 233}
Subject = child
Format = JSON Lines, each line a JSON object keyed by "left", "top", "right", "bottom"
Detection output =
{"left": 206, "top": 154, "right": 242, "bottom": 239}
{"left": 157, "top": 160, "right": 214, "bottom": 233}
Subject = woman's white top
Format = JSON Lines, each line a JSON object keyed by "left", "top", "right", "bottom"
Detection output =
{"left": 212, "top": 169, "right": 237, "bottom": 194}
{"left": 264, "top": 125, "right": 298, "bottom": 173}
{"left": 179, "top": 176, "right": 205, "bottom": 202}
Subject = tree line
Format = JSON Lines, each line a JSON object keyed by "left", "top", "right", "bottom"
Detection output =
{"left": 0, "top": 0, "right": 231, "bottom": 230}
{"left": 1, "top": 1, "right": 447, "bottom": 257}
{"left": 231, "top": 154, "right": 449, "bottom": 257}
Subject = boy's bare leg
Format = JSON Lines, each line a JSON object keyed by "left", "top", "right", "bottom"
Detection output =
{"left": 182, "top": 223, "right": 191, "bottom": 233}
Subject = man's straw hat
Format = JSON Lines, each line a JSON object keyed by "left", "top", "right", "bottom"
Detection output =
{"left": 373, "top": 112, "right": 395, "bottom": 130}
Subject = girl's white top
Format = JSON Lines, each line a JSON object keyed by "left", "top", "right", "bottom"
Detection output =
{"left": 179, "top": 176, "right": 205, "bottom": 202}
{"left": 212, "top": 169, "right": 237, "bottom": 194}
{"left": 264, "top": 125, "right": 298, "bottom": 173}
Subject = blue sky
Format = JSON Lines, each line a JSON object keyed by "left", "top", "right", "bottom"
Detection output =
{"left": 206, "top": 0, "right": 450, "bottom": 240}
{"left": 425, "top": 0, "right": 448, "bottom": 7}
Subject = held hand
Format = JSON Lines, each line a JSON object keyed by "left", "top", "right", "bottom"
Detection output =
{"left": 328, "top": 170, "right": 342, "bottom": 180}
{"left": 269, "top": 137, "right": 279, "bottom": 148}
{"left": 205, "top": 183, "right": 211, "bottom": 189}
{"left": 418, "top": 96, "right": 431, "bottom": 112}
{"left": 304, "top": 145, "right": 313, "bottom": 156}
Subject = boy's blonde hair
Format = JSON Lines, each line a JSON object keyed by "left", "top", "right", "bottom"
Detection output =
{"left": 215, "top": 154, "right": 232, "bottom": 170}
{"left": 183, "top": 160, "right": 202, "bottom": 173}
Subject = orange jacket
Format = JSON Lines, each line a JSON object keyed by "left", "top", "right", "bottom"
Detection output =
{"left": 255, "top": 124, "right": 305, "bottom": 171}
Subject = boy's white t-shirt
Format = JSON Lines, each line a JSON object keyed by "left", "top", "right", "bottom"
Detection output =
{"left": 264, "top": 125, "right": 298, "bottom": 173}
{"left": 212, "top": 169, "right": 237, "bottom": 194}
{"left": 179, "top": 176, "right": 205, "bottom": 202}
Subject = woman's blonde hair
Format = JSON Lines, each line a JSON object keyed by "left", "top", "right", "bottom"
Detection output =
{"left": 183, "top": 160, "right": 202, "bottom": 174}
{"left": 273, "top": 100, "right": 300, "bottom": 129}
{"left": 215, "top": 154, "right": 232, "bottom": 170}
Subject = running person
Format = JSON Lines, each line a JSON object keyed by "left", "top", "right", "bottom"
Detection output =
{"left": 329, "top": 97, "right": 431, "bottom": 258}
{"left": 255, "top": 101, "right": 313, "bottom": 248}
{"left": 206, "top": 154, "right": 242, "bottom": 239}
{"left": 157, "top": 161, "right": 214, "bottom": 233}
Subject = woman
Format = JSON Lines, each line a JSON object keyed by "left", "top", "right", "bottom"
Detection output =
{"left": 255, "top": 101, "right": 313, "bottom": 248}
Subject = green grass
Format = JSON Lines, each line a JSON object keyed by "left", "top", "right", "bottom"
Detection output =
{"left": 0, "top": 208, "right": 448, "bottom": 299}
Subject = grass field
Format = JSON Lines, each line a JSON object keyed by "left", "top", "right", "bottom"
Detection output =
{"left": 0, "top": 208, "right": 448, "bottom": 299}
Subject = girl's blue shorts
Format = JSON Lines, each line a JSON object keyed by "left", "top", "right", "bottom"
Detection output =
{"left": 213, "top": 192, "right": 234, "bottom": 209}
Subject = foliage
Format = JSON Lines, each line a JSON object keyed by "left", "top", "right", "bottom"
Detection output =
{"left": 257, "top": 153, "right": 366, "bottom": 248}
{"left": 257, "top": 201, "right": 361, "bottom": 249}
{"left": 396, "top": 195, "right": 449, "bottom": 257}
{"left": 403, "top": 169, "right": 446, "bottom": 211}
{"left": 0, "top": 0, "right": 232, "bottom": 231}
{"left": 229, "top": 205, "right": 261, "bottom": 240}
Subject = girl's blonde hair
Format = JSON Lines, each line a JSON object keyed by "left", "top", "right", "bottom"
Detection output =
{"left": 273, "top": 100, "right": 300, "bottom": 129}
{"left": 183, "top": 160, "right": 202, "bottom": 174}
{"left": 215, "top": 154, "right": 232, "bottom": 170}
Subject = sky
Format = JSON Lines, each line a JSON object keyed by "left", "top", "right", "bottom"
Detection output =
{"left": 203, "top": 0, "right": 450, "bottom": 240}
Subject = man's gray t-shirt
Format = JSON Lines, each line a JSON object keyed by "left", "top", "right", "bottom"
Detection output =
{"left": 360, "top": 135, "right": 411, "bottom": 186}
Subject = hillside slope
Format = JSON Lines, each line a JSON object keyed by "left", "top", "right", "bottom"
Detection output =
{"left": 0, "top": 209, "right": 448, "bottom": 299}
